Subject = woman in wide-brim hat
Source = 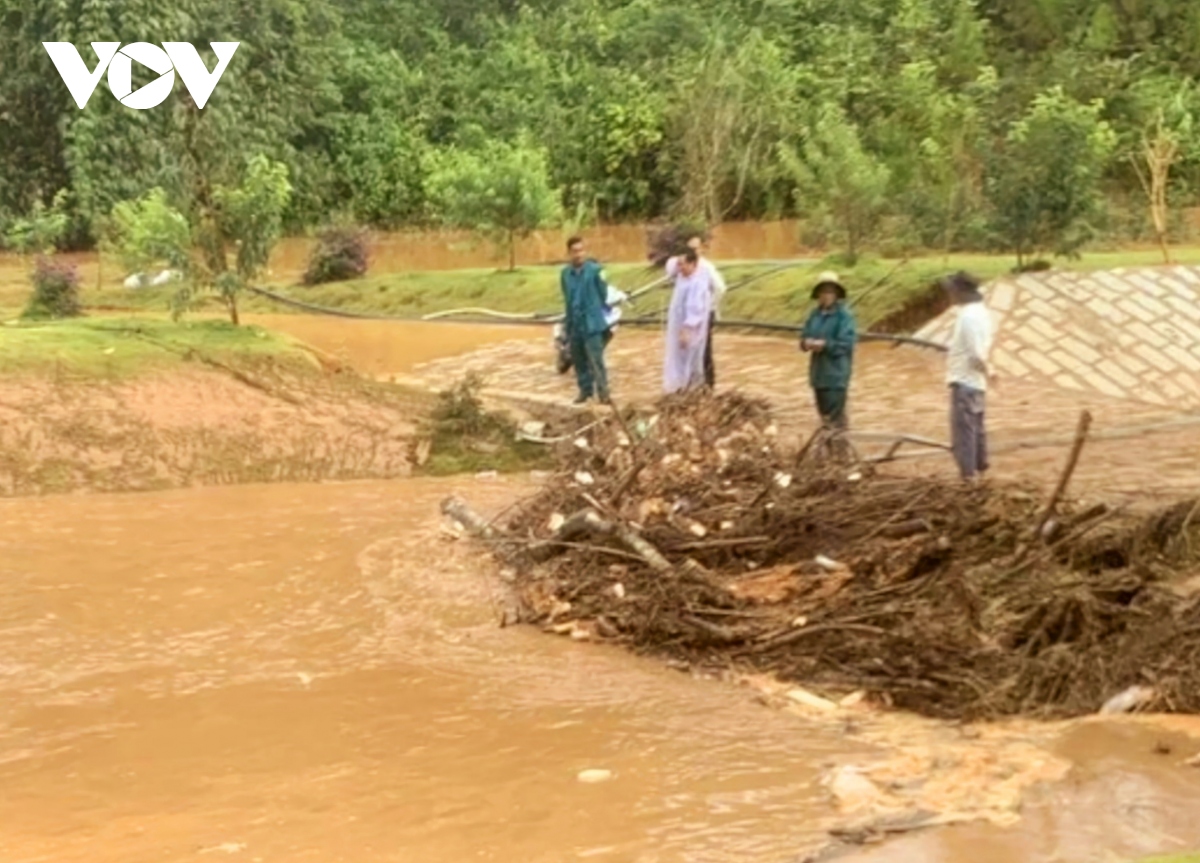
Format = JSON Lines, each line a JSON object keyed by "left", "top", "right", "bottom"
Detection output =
{"left": 800, "top": 271, "right": 858, "bottom": 436}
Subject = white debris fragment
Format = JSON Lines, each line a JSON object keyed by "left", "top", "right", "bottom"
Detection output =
{"left": 786, "top": 688, "right": 839, "bottom": 712}
{"left": 848, "top": 472, "right": 863, "bottom": 482}
{"left": 687, "top": 522, "right": 708, "bottom": 538}
{"left": 1099, "top": 685, "right": 1157, "bottom": 715}
{"left": 764, "top": 424, "right": 779, "bottom": 437}
{"left": 774, "top": 472, "right": 793, "bottom": 489}
{"left": 720, "top": 520, "right": 735, "bottom": 531}
{"left": 814, "top": 555, "right": 844, "bottom": 572}
{"left": 574, "top": 437, "right": 590, "bottom": 450}
{"left": 548, "top": 512, "right": 566, "bottom": 532}
{"left": 578, "top": 769, "right": 614, "bottom": 784}
{"left": 574, "top": 471, "right": 595, "bottom": 486}
{"left": 611, "top": 583, "right": 626, "bottom": 599}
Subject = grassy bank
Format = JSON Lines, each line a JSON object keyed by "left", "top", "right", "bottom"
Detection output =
{"left": 241, "top": 244, "right": 1200, "bottom": 329}
{"left": 0, "top": 317, "right": 310, "bottom": 378}
{"left": 7, "top": 246, "right": 1199, "bottom": 332}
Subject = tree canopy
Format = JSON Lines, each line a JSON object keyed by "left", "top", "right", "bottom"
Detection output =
{"left": 3, "top": 0, "right": 1200, "bottom": 262}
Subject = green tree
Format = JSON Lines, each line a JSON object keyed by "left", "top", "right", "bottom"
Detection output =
{"left": 3, "top": 190, "right": 71, "bottom": 256}
{"left": 782, "top": 105, "right": 891, "bottom": 262}
{"left": 426, "top": 137, "right": 561, "bottom": 270}
{"left": 105, "top": 188, "right": 192, "bottom": 276}
{"left": 987, "top": 87, "right": 1118, "bottom": 266}
{"left": 670, "top": 30, "right": 797, "bottom": 224}
{"left": 197, "top": 155, "right": 293, "bottom": 325}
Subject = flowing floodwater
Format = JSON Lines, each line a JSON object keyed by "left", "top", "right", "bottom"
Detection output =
{"left": 1, "top": 478, "right": 1199, "bottom": 863}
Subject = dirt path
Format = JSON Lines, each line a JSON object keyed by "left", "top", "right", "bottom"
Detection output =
{"left": 398, "top": 331, "right": 1200, "bottom": 503}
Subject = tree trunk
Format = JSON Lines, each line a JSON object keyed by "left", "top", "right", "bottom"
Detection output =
{"left": 508, "top": 230, "right": 516, "bottom": 271}
{"left": 228, "top": 294, "right": 239, "bottom": 326}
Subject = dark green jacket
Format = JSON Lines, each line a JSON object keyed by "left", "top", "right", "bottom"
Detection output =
{"left": 561, "top": 260, "right": 609, "bottom": 338}
{"left": 800, "top": 302, "right": 857, "bottom": 389}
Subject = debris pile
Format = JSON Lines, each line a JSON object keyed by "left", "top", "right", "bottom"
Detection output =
{"left": 445, "top": 390, "right": 1200, "bottom": 720}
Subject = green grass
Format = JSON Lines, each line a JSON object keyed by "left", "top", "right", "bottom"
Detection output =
{"left": 62, "top": 246, "right": 1200, "bottom": 332}
{"left": 7, "top": 245, "right": 1200, "bottom": 357}
{"left": 0, "top": 317, "right": 307, "bottom": 378}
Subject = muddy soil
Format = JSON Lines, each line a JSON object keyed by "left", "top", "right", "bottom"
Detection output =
{"left": 0, "top": 358, "right": 429, "bottom": 496}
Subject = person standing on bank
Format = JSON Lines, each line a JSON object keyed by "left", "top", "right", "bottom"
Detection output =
{"left": 942, "top": 271, "right": 995, "bottom": 484}
{"left": 663, "top": 249, "right": 713, "bottom": 394}
{"left": 561, "top": 236, "right": 612, "bottom": 405}
{"left": 686, "top": 234, "right": 727, "bottom": 388}
{"left": 800, "top": 271, "right": 857, "bottom": 431}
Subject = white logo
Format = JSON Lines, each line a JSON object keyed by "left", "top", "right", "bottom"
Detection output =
{"left": 42, "top": 41, "right": 240, "bottom": 110}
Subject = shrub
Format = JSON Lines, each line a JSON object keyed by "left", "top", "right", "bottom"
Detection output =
{"left": 646, "top": 221, "right": 709, "bottom": 267}
{"left": 303, "top": 225, "right": 370, "bottom": 285}
{"left": 23, "top": 257, "right": 82, "bottom": 319}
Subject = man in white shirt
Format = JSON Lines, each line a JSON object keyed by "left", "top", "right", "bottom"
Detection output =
{"left": 942, "top": 271, "right": 996, "bottom": 483}
{"left": 686, "top": 234, "right": 727, "bottom": 388}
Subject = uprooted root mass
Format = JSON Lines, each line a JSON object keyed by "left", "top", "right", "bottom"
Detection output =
{"left": 451, "top": 390, "right": 1200, "bottom": 721}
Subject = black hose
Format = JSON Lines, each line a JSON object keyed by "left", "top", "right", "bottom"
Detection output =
{"left": 246, "top": 282, "right": 946, "bottom": 351}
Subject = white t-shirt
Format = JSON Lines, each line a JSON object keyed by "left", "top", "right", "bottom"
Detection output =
{"left": 702, "top": 258, "right": 727, "bottom": 319}
{"left": 946, "top": 301, "right": 993, "bottom": 390}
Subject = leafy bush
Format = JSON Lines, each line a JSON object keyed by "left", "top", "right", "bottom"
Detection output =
{"left": 23, "top": 257, "right": 82, "bottom": 319}
{"left": 303, "top": 225, "right": 370, "bottom": 285}
{"left": 413, "top": 374, "right": 551, "bottom": 475}
{"left": 646, "top": 221, "right": 709, "bottom": 267}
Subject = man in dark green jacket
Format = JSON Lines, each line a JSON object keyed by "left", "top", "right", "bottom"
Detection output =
{"left": 800, "top": 271, "right": 857, "bottom": 430}
{"left": 561, "top": 236, "right": 612, "bottom": 404}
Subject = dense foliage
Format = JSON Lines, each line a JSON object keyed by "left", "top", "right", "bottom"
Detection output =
{"left": 3, "top": 0, "right": 1200, "bottom": 261}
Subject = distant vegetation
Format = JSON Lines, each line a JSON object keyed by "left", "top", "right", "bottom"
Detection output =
{"left": 4, "top": 0, "right": 1200, "bottom": 266}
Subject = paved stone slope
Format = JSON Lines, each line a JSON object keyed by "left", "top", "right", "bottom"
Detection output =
{"left": 916, "top": 266, "right": 1200, "bottom": 409}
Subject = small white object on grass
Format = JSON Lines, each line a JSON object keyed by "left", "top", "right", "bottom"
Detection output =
{"left": 574, "top": 471, "right": 595, "bottom": 486}
{"left": 774, "top": 472, "right": 793, "bottom": 489}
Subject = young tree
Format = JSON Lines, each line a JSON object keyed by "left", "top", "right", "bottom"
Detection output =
{"left": 781, "top": 105, "right": 891, "bottom": 263}
{"left": 202, "top": 155, "right": 293, "bottom": 325}
{"left": 107, "top": 159, "right": 290, "bottom": 326}
{"left": 105, "top": 188, "right": 192, "bottom": 276}
{"left": 1127, "top": 81, "right": 1197, "bottom": 264}
{"left": 986, "top": 87, "right": 1117, "bottom": 267}
{"left": 426, "top": 137, "right": 561, "bottom": 270}
{"left": 3, "top": 190, "right": 71, "bottom": 257}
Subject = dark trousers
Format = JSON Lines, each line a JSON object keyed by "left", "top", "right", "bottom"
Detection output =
{"left": 950, "top": 383, "right": 988, "bottom": 479}
{"left": 703, "top": 312, "right": 716, "bottom": 388}
{"left": 570, "top": 333, "right": 609, "bottom": 400}
{"left": 814, "top": 387, "right": 848, "bottom": 429}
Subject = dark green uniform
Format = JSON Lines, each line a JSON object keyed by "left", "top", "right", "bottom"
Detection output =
{"left": 800, "top": 302, "right": 857, "bottom": 428}
{"left": 561, "top": 260, "right": 611, "bottom": 401}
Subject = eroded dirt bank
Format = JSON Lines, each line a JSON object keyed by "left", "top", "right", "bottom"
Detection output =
{"left": 0, "top": 358, "right": 429, "bottom": 496}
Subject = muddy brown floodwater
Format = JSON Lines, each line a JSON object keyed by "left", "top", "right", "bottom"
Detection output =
{"left": 2, "top": 478, "right": 1199, "bottom": 863}
{"left": 243, "top": 314, "right": 543, "bottom": 377}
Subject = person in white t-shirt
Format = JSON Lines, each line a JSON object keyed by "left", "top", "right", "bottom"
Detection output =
{"left": 941, "top": 271, "right": 996, "bottom": 483}
{"left": 686, "top": 234, "right": 727, "bottom": 389}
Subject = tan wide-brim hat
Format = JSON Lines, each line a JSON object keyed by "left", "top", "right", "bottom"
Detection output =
{"left": 811, "top": 270, "right": 847, "bottom": 300}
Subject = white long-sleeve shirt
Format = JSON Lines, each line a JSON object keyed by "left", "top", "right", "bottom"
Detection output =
{"left": 946, "top": 301, "right": 993, "bottom": 390}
